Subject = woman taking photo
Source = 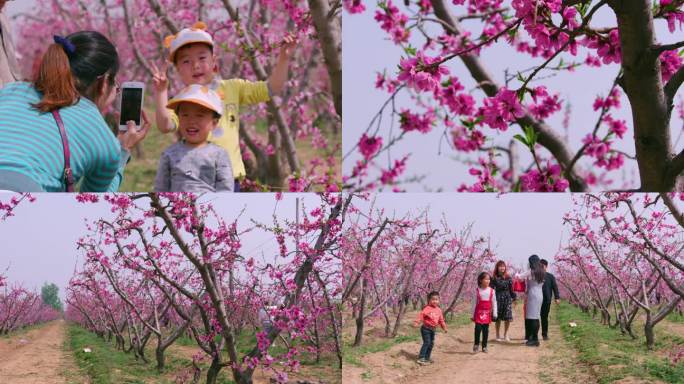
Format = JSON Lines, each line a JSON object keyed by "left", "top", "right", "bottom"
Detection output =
{"left": 0, "top": 30, "right": 148, "bottom": 191}
{"left": 521, "top": 254, "right": 546, "bottom": 347}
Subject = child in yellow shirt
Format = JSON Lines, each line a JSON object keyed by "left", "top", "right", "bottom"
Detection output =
{"left": 152, "top": 22, "right": 296, "bottom": 191}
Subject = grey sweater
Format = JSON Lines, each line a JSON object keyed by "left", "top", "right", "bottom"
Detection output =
{"left": 154, "top": 142, "right": 233, "bottom": 192}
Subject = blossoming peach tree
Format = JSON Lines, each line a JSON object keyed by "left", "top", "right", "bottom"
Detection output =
{"left": 66, "top": 192, "right": 348, "bottom": 384}
{"left": 0, "top": 194, "right": 58, "bottom": 335}
{"left": 341, "top": 194, "right": 495, "bottom": 346}
{"left": 558, "top": 192, "right": 684, "bottom": 360}
{"left": 13, "top": 0, "right": 341, "bottom": 191}
{"left": 344, "top": 0, "right": 684, "bottom": 192}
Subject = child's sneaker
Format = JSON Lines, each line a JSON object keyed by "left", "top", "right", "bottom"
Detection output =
{"left": 482, "top": 347, "right": 488, "bottom": 353}
{"left": 427, "top": 358, "right": 434, "bottom": 364}
{"left": 495, "top": 337, "right": 503, "bottom": 341}
{"left": 505, "top": 336, "right": 511, "bottom": 342}
{"left": 472, "top": 344, "right": 479, "bottom": 353}
{"left": 416, "top": 358, "right": 428, "bottom": 365}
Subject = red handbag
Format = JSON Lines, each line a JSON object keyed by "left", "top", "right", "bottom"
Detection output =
{"left": 513, "top": 279, "right": 526, "bottom": 293}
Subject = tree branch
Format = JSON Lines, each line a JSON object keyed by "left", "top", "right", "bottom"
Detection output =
{"left": 429, "top": 0, "right": 587, "bottom": 191}
{"left": 664, "top": 65, "right": 684, "bottom": 109}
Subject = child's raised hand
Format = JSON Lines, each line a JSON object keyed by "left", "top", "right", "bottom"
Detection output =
{"left": 151, "top": 63, "right": 169, "bottom": 94}
{"left": 278, "top": 34, "right": 297, "bottom": 59}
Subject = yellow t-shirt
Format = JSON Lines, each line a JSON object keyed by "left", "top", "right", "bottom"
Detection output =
{"left": 170, "top": 78, "right": 270, "bottom": 178}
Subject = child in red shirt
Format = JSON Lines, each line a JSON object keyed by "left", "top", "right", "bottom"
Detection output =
{"left": 414, "top": 291, "right": 447, "bottom": 365}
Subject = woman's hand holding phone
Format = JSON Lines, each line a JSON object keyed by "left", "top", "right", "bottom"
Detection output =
{"left": 118, "top": 111, "right": 150, "bottom": 152}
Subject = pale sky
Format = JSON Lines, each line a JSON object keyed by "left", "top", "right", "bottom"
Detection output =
{"left": 349, "top": 193, "right": 572, "bottom": 272}
{"left": 342, "top": 3, "right": 684, "bottom": 191}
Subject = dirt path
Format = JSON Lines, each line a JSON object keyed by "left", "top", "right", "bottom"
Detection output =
{"left": 0, "top": 320, "right": 84, "bottom": 384}
{"left": 344, "top": 304, "right": 566, "bottom": 384}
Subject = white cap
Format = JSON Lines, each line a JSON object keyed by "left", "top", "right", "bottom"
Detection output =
{"left": 167, "top": 84, "right": 223, "bottom": 116}
{"left": 164, "top": 21, "right": 214, "bottom": 62}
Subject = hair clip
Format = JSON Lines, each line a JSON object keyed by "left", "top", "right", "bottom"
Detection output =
{"left": 53, "top": 35, "right": 76, "bottom": 55}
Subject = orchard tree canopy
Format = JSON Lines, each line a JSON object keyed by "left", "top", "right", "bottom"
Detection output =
{"left": 343, "top": 0, "right": 684, "bottom": 192}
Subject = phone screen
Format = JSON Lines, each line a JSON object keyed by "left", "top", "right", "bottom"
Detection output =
{"left": 120, "top": 88, "right": 143, "bottom": 126}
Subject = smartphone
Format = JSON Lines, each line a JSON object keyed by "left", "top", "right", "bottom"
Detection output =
{"left": 119, "top": 82, "right": 144, "bottom": 132}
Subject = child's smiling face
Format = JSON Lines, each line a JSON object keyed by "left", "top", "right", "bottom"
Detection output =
{"left": 174, "top": 43, "right": 216, "bottom": 86}
{"left": 177, "top": 102, "right": 218, "bottom": 147}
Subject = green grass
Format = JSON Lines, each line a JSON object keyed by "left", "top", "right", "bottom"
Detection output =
{"left": 67, "top": 324, "right": 206, "bottom": 384}
{"left": 556, "top": 303, "right": 684, "bottom": 384}
{"left": 343, "top": 311, "right": 470, "bottom": 368}
{"left": 668, "top": 311, "right": 684, "bottom": 324}
{"left": 67, "top": 325, "right": 338, "bottom": 384}
{"left": 116, "top": 106, "right": 341, "bottom": 192}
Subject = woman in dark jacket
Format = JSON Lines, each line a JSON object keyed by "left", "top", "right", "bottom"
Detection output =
{"left": 491, "top": 260, "right": 516, "bottom": 341}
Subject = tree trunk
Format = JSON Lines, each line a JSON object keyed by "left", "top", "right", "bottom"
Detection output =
{"left": 306, "top": 0, "right": 342, "bottom": 117}
{"left": 390, "top": 299, "right": 406, "bottom": 338}
{"left": 206, "top": 356, "right": 223, "bottom": 384}
{"left": 352, "top": 279, "right": 366, "bottom": 347}
{"left": 610, "top": 0, "right": 680, "bottom": 190}
{"left": 644, "top": 314, "right": 655, "bottom": 351}
{"left": 155, "top": 336, "right": 165, "bottom": 371}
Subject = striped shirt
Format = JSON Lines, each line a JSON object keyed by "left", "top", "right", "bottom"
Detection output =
{"left": 0, "top": 82, "right": 126, "bottom": 192}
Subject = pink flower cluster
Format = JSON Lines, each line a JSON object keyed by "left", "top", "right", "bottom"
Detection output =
{"left": 374, "top": 0, "right": 410, "bottom": 43}
{"left": 358, "top": 133, "right": 383, "bottom": 160}
{"left": 399, "top": 109, "right": 436, "bottom": 133}
{"left": 344, "top": 0, "right": 366, "bottom": 14}
{"left": 582, "top": 134, "right": 624, "bottom": 170}
{"left": 438, "top": 77, "right": 475, "bottom": 116}
{"left": 528, "top": 86, "right": 561, "bottom": 120}
{"left": 661, "top": 0, "right": 684, "bottom": 32}
{"left": 519, "top": 162, "right": 569, "bottom": 192}
{"left": 583, "top": 30, "right": 621, "bottom": 65}
{"left": 397, "top": 52, "right": 450, "bottom": 92}
{"left": 458, "top": 154, "right": 507, "bottom": 192}
{"left": 450, "top": 123, "right": 485, "bottom": 152}
{"left": 481, "top": 89, "right": 525, "bottom": 131}
{"left": 660, "top": 49, "right": 683, "bottom": 82}
{"left": 375, "top": 72, "right": 401, "bottom": 93}
{"left": 593, "top": 88, "right": 621, "bottom": 111}
{"left": 380, "top": 155, "right": 409, "bottom": 185}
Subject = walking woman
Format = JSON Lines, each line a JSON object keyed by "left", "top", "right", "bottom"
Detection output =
{"left": 491, "top": 260, "right": 516, "bottom": 342}
{"left": 0, "top": 31, "right": 148, "bottom": 191}
{"left": 521, "top": 254, "right": 545, "bottom": 347}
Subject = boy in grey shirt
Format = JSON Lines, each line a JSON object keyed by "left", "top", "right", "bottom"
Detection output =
{"left": 154, "top": 84, "right": 233, "bottom": 192}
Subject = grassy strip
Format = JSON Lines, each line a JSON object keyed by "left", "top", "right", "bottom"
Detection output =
{"left": 69, "top": 324, "right": 338, "bottom": 384}
{"left": 67, "top": 324, "right": 202, "bottom": 384}
{"left": 343, "top": 311, "right": 470, "bottom": 367}
{"left": 668, "top": 311, "right": 684, "bottom": 324}
{"left": 557, "top": 302, "right": 684, "bottom": 384}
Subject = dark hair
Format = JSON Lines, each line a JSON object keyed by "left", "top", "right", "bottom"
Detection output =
{"left": 173, "top": 42, "right": 214, "bottom": 65}
{"left": 427, "top": 291, "right": 439, "bottom": 301}
{"left": 540, "top": 259, "right": 549, "bottom": 267}
{"left": 477, "top": 272, "right": 491, "bottom": 287}
{"left": 529, "top": 255, "right": 546, "bottom": 283}
{"left": 33, "top": 31, "right": 119, "bottom": 112}
{"left": 493, "top": 260, "right": 509, "bottom": 279}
